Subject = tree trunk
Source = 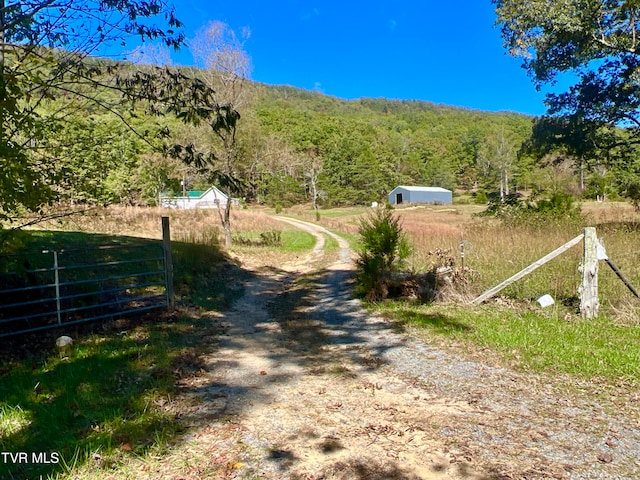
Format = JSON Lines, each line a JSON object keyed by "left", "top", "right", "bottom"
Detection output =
{"left": 312, "top": 185, "right": 318, "bottom": 211}
{"left": 222, "top": 186, "right": 233, "bottom": 247}
{"left": 504, "top": 169, "right": 510, "bottom": 196}
{"left": 223, "top": 203, "right": 232, "bottom": 247}
{"left": 310, "top": 169, "right": 319, "bottom": 211}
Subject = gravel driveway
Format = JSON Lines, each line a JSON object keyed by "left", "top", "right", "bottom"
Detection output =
{"left": 174, "top": 218, "right": 640, "bottom": 480}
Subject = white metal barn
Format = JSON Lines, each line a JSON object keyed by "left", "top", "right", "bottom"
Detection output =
{"left": 160, "top": 186, "right": 229, "bottom": 209}
{"left": 388, "top": 186, "right": 453, "bottom": 205}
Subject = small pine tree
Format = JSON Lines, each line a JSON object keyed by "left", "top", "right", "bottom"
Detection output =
{"left": 356, "top": 206, "right": 412, "bottom": 299}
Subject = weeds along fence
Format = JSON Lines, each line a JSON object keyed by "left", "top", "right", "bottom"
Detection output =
{"left": 0, "top": 218, "right": 175, "bottom": 338}
{"left": 471, "top": 227, "right": 640, "bottom": 318}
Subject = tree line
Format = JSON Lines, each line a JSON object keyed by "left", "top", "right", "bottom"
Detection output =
{"left": 40, "top": 74, "right": 640, "bottom": 212}
{"left": 5, "top": 0, "right": 640, "bottom": 233}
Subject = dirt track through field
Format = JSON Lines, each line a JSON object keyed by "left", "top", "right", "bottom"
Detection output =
{"left": 168, "top": 217, "right": 640, "bottom": 480}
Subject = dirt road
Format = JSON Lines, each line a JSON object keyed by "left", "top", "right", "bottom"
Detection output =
{"left": 167, "top": 218, "right": 640, "bottom": 480}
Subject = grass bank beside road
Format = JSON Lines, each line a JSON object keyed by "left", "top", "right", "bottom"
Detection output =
{"left": 378, "top": 300, "right": 640, "bottom": 386}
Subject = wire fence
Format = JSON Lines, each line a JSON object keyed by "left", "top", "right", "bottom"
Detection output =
{"left": 0, "top": 242, "right": 170, "bottom": 338}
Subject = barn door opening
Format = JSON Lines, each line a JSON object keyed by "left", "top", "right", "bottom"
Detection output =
{"left": 396, "top": 193, "right": 403, "bottom": 204}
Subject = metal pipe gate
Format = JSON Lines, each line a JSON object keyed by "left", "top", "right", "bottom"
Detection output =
{"left": 0, "top": 242, "right": 170, "bottom": 338}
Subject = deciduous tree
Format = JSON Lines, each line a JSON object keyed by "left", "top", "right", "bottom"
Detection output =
{"left": 478, "top": 128, "right": 518, "bottom": 201}
{"left": 494, "top": 0, "right": 640, "bottom": 127}
{"left": 187, "top": 20, "right": 252, "bottom": 246}
{"left": 494, "top": 0, "right": 640, "bottom": 206}
{"left": 0, "top": 0, "right": 186, "bottom": 220}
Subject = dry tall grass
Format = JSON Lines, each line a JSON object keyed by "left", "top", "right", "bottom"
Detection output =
{"left": 320, "top": 202, "right": 640, "bottom": 320}
{"left": 29, "top": 202, "right": 640, "bottom": 319}
{"left": 35, "top": 206, "right": 288, "bottom": 244}
{"left": 32, "top": 206, "right": 316, "bottom": 269}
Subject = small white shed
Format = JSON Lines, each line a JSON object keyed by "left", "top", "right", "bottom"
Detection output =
{"left": 388, "top": 186, "right": 453, "bottom": 205}
{"left": 160, "top": 186, "right": 229, "bottom": 209}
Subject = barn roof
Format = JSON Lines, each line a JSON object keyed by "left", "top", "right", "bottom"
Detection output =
{"left": 394, "top": 186, "right": 452, "bottom": 193}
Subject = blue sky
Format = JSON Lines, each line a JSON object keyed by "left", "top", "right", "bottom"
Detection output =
{"left": 149, "top": 1, "right": 561, "bottom": 116}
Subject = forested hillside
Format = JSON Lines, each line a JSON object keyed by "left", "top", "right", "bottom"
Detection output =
{"left": 249, "top": 86, "right": 534, "bottom": 206}
{"left": 6, "top": 55, "right": 635, "bottom": 218}
{"left": 15, "top": 61, "right": 541, "bottom": 213}
{"left": 7, "top": 1, "right": 640, "bottom": 224}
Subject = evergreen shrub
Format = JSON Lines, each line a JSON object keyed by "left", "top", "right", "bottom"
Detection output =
{"left": 356, "top": 206, "right": 412, "bottom": 300}
{"left": 482, "top": 192, "right": 583, "bottom": 227}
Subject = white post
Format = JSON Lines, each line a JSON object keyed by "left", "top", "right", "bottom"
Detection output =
{"left": 579, "top": 227, "right": 599, "bottom": 319}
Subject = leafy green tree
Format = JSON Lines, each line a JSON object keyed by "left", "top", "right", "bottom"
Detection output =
{"left": 494, "top": 0, "right": 640, "bottom": 126}
{"left": 494, "top": 0, "right": 640, "bottom": 205}
{"left": 0, "top": 0, "right": 185, "bottom": 220}
{"left": 255, "top": 106, "right": 339, "bottom": 207}
{"left": 135, "top": 153, "right": 185, "bottom": 205}
{"left": 43, "top": 114, "right": 143, "bottom": 205}
{"left": 522, "top": 116, "right": 607, "bottom": 194}
{"left": 321, "top": 120, "right": 396, "bottom": 205}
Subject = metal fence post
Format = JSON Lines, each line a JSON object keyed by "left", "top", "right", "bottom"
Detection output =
{"left": 53, "top": 250, "right": 62, "bottom": 324}
{"left": 162, "top": 216, "right": 175, "bottom": 309}
{"left": 43, "top": 249, "right": 62, "bottom": 324}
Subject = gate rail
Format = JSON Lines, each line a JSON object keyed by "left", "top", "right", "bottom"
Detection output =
{"left": 0, "top": 233, "right": 173, "bottom": 338}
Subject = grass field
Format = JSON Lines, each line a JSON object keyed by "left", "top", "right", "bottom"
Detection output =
{"left": 298, "top": 201, "right": 640, "bottom": 315}
{"left": 2, "top": 201, "right": 640, "bottom": 478}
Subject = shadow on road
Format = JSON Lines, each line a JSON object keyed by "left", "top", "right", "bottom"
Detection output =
{"left": 175, "top": 260, "right": 498, "bottom": 480}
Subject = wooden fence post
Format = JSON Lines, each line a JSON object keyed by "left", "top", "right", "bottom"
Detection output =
{"left": 580, "top": 227, "right": 599, "bottom": 319}
{"left": 162, "top": 216, "right": 175, "bottom": 309}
